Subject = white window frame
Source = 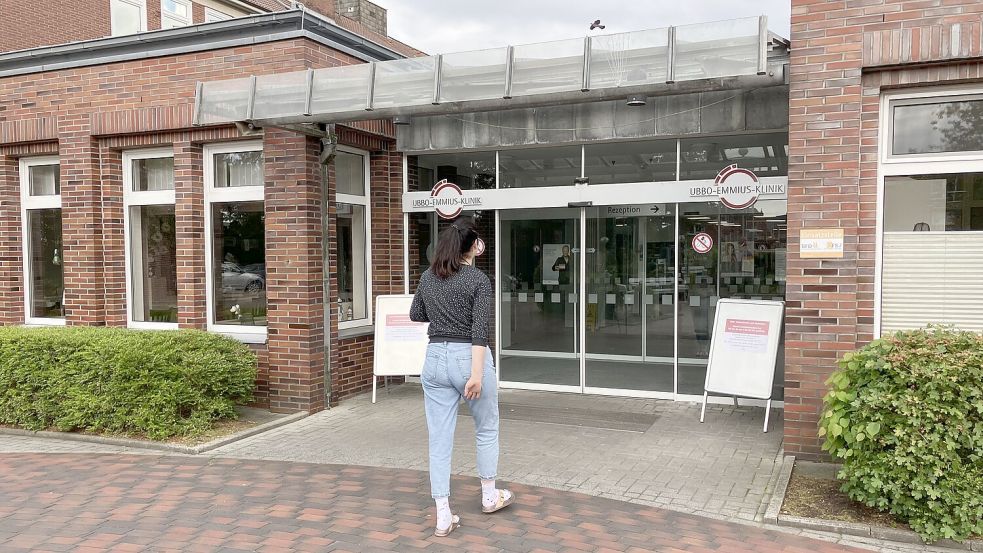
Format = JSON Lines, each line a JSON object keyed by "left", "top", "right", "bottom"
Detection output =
{"left": 123, "top": 148, "right": 178, "bottom": 330}
{"left": 20, "top": 156, "right": 65, "bottom": 326}
{"left": 161, "top": 0, "right": 192, "bottom": 29}
{"left": 876, "top": 84, "right": 983, "bottom": 336}
{"left": 110, "top": 0, "right": 148, "bottom": 36}
{"left": 204, "top": 141, "right": 267, "bottom": 343}
{"left": 204, "top": 6, "right": 232, "bottom": 22}
{"left": 336, "top": 146, "right": 373, "bottom": 330}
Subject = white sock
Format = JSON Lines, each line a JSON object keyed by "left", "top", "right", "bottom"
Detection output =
{"left": 482, "top": 479, "right": 505, "bottom": 508}
{"left": 435, "top": 497, "right": 452, "bottom": 529}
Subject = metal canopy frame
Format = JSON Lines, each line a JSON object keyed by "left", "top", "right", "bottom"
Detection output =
{"left": 194, "top": 15, "right": 787, "bottom": 132}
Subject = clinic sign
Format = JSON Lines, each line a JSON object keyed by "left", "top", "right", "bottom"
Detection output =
{"left": 688, "top": 165, "right": 785, "bottom": 209}
{"left": 410, "top": 179, "right": 484, "bottom": 219}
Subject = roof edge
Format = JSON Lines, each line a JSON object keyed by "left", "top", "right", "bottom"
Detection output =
{"left": 0, "top": 10, "right": 407, "bottom": 78}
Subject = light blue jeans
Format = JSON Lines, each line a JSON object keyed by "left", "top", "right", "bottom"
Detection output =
{"left": 421, "top": 341, "right": 499, "bottom": 499}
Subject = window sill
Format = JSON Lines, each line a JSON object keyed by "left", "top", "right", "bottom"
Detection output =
{"left": 338, "top": 324, "right": 374, "bottom": 340}
{"left": 23, "top": 318, "right": 66, "bottom": 327}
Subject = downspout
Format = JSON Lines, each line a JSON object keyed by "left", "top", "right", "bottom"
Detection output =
{"left": 319, "top": 124, "right": 338, "bottom": 405}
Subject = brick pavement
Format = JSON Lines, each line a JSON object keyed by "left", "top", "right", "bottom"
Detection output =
{"left": 0, "top": 452, "right": 876, "bottom": 553}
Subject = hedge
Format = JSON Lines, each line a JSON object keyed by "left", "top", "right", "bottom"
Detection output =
{"left": 820, "top": 326, "right": 983, "bottom": 542}
{"left": 0, "top": 326, "right": 257, "bottom": 440}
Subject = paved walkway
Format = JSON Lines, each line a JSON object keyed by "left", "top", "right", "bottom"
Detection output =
{"left": 208, "top": 385, "right": 784, "bottom": 523}
{"left": 0, "top": 453, "right": 876, "bottom": 553}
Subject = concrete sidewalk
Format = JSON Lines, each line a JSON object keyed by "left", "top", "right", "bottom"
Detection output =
{"left": 208, "top": 385, "right": 784, "bottom": 523}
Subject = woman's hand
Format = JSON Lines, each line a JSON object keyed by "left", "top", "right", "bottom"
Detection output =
{"left": 464, "top": 375, "right": 482, "bottom": 400}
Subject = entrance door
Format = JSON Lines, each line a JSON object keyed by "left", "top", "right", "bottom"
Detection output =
{"left": 584, "top": 206, "right": 675, "bottom": 394}
{"left": 495, "top": 201, "right": 787, "bottom": 398}
{"left": 499, "top": 208, "right": 581, "bottom": 390}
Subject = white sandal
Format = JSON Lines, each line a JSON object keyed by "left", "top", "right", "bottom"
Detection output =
{"left": 482, "top": 490, "right": 515, "bottom": 514}
{"left": 433, "top": 514, "right": 460, "bottom": 537}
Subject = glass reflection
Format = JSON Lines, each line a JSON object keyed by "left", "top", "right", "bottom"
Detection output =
{"left": 212, "top": 202, "right": 266, "bottom": 327}
{"left": 131, "top": 205, "right": 177, "bottom": 323}
{"left": 893, "top": 100, "right": 983, "bottom": 155}
{"left": 499, "top": 146, "right": 581, "bottom": 188}
{"left": 677, "top": 200, "right": 786, "bottom": 397}
{"left": 584, "top": 139, "right": 677, "bottom": 184}
{"left": 680, "top": 133, "right": 788, "bottom": 180}
{"left": 28, "top": 209, "right": 64, "bottom": 319}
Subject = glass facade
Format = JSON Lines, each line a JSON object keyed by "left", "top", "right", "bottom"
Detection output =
{"left": 408, "top": 135, "right": 788, "bottom": 399}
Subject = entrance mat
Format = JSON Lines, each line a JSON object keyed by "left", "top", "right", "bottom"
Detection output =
{"left": 459, "top": 402, "right": 657, "bottom": 432}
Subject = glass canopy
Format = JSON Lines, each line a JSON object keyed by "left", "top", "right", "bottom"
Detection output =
{"left": 195, "top": 16, "right": 773, "bottom": 126}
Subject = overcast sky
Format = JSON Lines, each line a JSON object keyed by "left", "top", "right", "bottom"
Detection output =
{"left": 382, "top": 0, "right": 791, "bottom": 55}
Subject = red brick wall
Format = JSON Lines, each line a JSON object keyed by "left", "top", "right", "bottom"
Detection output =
{"left": 0, "top": 0, "right": 111, "bottom": 53}
{"left": 263, "top": 128, "right": 326, "bottom": 413}
{"left": 787, "top": 0, "right": 983, "bottom": 460}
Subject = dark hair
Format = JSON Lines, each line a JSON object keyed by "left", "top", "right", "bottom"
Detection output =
{"left": 431, "top": 216, "right": 479, "bottom": 278}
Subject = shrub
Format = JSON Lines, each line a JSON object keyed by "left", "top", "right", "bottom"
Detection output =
{"left": 820, "top": 326, "right": 983, "bottom": 542}
{"left": 0, "top": 326, "right": 257, "bottom": 440}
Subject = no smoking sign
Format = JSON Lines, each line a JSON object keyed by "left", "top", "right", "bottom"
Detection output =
{"left": 692, "top": 232, "right": 713, "bottom": 254}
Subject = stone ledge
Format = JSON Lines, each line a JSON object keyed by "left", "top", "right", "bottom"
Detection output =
{"left": 763, "top": 454, "right": 794, "bottom": 524}
{"left": 0, "top": 411, "right": 307, "bottom": 455}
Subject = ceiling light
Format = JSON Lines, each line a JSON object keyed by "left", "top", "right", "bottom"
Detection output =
{"left": 626, "top": 95, "right": 646, "bottom": 106}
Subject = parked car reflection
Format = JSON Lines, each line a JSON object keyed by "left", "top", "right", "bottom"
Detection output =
{"left": 222, "top": 262, "right": 265, "bottom": 293}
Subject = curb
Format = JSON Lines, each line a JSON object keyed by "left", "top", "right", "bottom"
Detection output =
{"left": 0, "top": 411, "right": 308, "bottom": 455}
{"left": 763, "top": 454, "right": 794, "bottom": 525}
{"left": 768, "top": 457, "right": 983, "bottom": 552}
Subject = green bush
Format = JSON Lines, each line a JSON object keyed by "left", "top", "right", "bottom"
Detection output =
{"left": 820, "top": 326, "right": 983, "bottom": 542}
{"left": 0, "top": 326, "right": 257, "bottom": 440}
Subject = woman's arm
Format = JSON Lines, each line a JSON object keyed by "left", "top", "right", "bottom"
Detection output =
{"left": 464, "top": 275, "right": 493, "bottom": 400}
{"left": 409, "top": 286, "right": 428, "bottom": 322}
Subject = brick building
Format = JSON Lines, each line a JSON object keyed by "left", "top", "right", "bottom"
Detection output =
{"left": 4, "top": 0, "right": 978, "bottom": 457}
{"left": 786, "top": 0, "right": 983, "bottom": 459}
{"left": 0, "top": 3, "right": 421, "bottom": 411}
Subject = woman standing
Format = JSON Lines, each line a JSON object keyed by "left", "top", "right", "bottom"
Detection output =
{"left": 409, "top": 216, "right": 515, "bottom": 537}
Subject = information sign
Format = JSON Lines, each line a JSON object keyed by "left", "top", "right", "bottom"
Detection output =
{"left": 372, "top": 295, "right": 429, "bottom": 403}
{"left": 700, "top": 298, "right": 784, "bottom": 432}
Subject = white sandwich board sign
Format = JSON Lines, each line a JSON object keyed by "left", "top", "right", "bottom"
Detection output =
{"left": 372, "top": 294, "right": 429, "bottom": 403}
{"left": 699, "top": 298, "right": 784, "bottom": 432}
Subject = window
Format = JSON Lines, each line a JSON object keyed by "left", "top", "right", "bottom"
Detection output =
{"left": 679, "top": 133, "right": 788, "bottom": 180}
{"left": 204, "top": 7, "right": 232, "bottom": 22}
{"left": 891, "top": 96, "right": 983, "bottom": 157}
{"left": 20, "top": 157, "right": 64, "bottom": 325}
{"left": 111, "top": 0, "right": 147, "bottom": 36}
{"left": 335, "top": 148, "right": 372, "bottom": 328}
{"left": 204, "top": 142, "right": 266, "bottom": 340}
{"left": 124, "top": 149, "right": 177, "bottom": 328}
{"left": 161, "top": 0, "right": 192, "bottom": 29}
{"left": 499, "top": 146, "right": 582, "bottom": 188}
{"left": 880, "top": 88, "right": 983, "bottom": 334}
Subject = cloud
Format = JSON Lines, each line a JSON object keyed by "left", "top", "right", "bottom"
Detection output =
{"left": 381, "top": 0, "right": 790, "bottom": 55}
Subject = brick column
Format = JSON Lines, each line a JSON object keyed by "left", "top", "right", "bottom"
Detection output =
{"left": 174, "top": 139, "right": 207, "bottom": 330}
{"left": 264, "top": 129, "right": 326, "bottom": 413}
{"left": 101, "top": 147, "right": 126, "bottom": 327}
{"left": 59, "top": 129, "right": 105, "bottom": 325}
{"left": 786, "top": 1, "right": 864, "bottom": 460}
{"left": 0, "top": 155, "right": 24, "bottom": 325}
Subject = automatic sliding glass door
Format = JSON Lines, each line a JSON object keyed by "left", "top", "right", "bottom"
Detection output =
{"left": 584, "top": 207, "right": 675, "bottom": 394}
{"left": 499, "top": 208, "right": 581, "bottom": 389}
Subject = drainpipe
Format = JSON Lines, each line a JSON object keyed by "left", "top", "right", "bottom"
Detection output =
{"left": 319, "top": 124, "right": 337, "bottom": 405}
